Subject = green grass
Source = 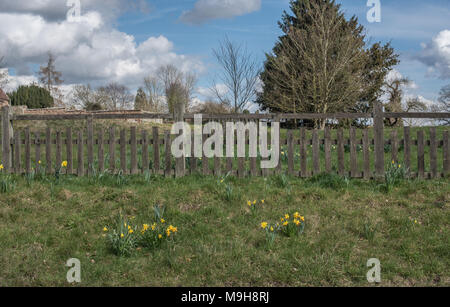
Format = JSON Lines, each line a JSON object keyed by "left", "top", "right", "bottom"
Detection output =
{"left": 0, "top": 172, "right": 448, "bottom": 286}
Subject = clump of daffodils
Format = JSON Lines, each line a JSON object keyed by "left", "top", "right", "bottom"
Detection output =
{"left": 104, "top": 212, "right": 178, "bottom": 257}
{"left": 247, "top": 199, "right": 265, "bottom": 212}
{"left": 261, "top": 212, "right": 305, "bottom": 241}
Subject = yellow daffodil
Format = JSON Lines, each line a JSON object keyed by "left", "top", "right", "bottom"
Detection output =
{"left": 158, "top": 234, "right": 162, "bottom": 239}
{"left": 285, "top": 214, "right": 289, "bottom": 220}
{"left": 293, "top": 212, "right": 300, "bottom": 219}
{"left": 160, "top": 218, "right": 165, "bottom": 224}
{"left": 120, "top": 233, "right": 124, "bottom": 238}
{"left": 294, "top": 219, "right": 301, "bottom": 226}
{"left": 300, "top": 216, "right": 305, "bottom": 222}
{"left": 261, "top": 200, "right": 265, "bottom": 204}
{"left": 283, "top": 221, "right": 289, "bottom": 226}
{"left": 270, "top": 227, "right": 274, "bottom": 232}
{"left": 151, "top": 223, "right": 156, "bottom": 231}
{"left": 103, "top": 227, "right": 108, "bottom": 232}
{"left": 253, "top": 200, "right": 257, "bottom": 205}
{"left": 261, "top": 222, "right": 268, "bottom": 229}
{"left": 0, "top": 164, "right": 4, "bottom": 170}
{"left": 38, "top": 160, "right": 42, "bottom": 164}
{"left": 61, "top": 161, "right": 68, "bottom": 168}
{"left": 247, "top": 200, "right": 252, "bottom": 206}
{"left": 129, "top": 229, "right": 134, "bottom": 234}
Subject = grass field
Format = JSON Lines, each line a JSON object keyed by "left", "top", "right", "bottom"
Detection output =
{"left": 0, "top": 172, "right": 448, "bottom": 286}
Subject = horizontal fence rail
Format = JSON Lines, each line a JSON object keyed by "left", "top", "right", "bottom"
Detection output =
{"left": 2, "top": 105, "right": 450, "bottom": 180}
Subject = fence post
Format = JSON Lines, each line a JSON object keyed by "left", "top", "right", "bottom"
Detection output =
{"left": 373, "top": 101, "right": 385, "bottom": 178}
{"left": 2, "top": 106, "right": 13, "bottom": 172}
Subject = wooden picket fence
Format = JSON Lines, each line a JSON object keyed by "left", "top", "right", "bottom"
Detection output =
{"left": 1, "top": 104, "right": 449, "bottom": 179}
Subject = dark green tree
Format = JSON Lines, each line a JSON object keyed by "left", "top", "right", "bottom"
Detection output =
{"left": 257, "top": 0, "right": 399, "bottom": 128}
{"left": 8, "top": 84, "right": 54, "bottom": 109}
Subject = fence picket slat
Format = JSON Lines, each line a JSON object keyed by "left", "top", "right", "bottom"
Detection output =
{"left": 35, "top": 131, "right": 41, "bottom": 170}
{"left": 120, "top": 129, "right": 126, "bottom": 174}
{"left": 25, "top": 127, "right": 31, "bottom": 174}
{"left": 203, "top": 134, "right": 210, "bottom": 176}
{"left": 391, "top": 130, "right": 398, "bottom": 164}
{"left": 87, "top": 116, "right": 94, "bottom": 175}
{"left": 363, "top": 129, "right": 370, "bottom": 179}
{"left": 46, "top": 127, "right": 52, "bottom": 174}
{"left": 444, "top": 131, "right": 449, "bottom": 175}
{"left": 312, "top": 129, "right": 320, "bottom": 175}
{"left": 287, "top": 130, "right": 294, "bottom": 175}
{"left": 190, "top": 131, "right": 197, "bottom": 174}
{"left": 324, "top": 127, "right": 331, "bottom": 173}
{"left": 350, "top": 127, "right": 357, "bottom": 178}
{"left": 142, "top": 130, "right": 149, "bottom": 174}
{"left": 417, "top": 130, "right": 425, "bottom": 178}
{"left": 164, "top": 130, "right": 172, "bottom": 177}
{"left": 374, "top": 102, "right": 385, "bottom": 177}
{"left": 66, "top": 127, "right": 73, "bottom": 175}
{"left": 300, "top": 128, "right": 307, "bottom": 177}
{"left": 153, "top": 127, "right": 160, "bottom": 174}
{"left": 98, "top": 129, "right": 104, "bottom": 173}
{"left": 130, "top": 127, "right": 138, "bottom": 175}
{"left": 109, "top": 127, "right": 115, "bottom": 173}
{"left": 1, "top": 106, "right": 11, "bottom": 172}
{"left": 56, "top": 131, "right": 62, "bottom": 171}
{"left": 429, "top": 127, "right": 437, "bottom": 178}
{"left": 77, "top": 130, "right": 84, "bottom": 176}
{"left": 404, "top": 127, "right": 411, "bottom": 174}
{"left": 337, "top": 128, "right": 345, "bottom": 176}
{"left": 14, "top": 130, "right": 21, "bottom": 174}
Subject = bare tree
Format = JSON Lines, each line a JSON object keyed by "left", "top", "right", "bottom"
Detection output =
{"left": 383, "top": 77, "right": 411, "bottom": 127}
{"left": 71, "top": 84, "right": 107, "bottom": 110}
{"left": 143, "top": 76, "right": 164, "bottom": 112}
{"left": 97, "top": 82, "right": 134, "bottom": 110}
{"left": 212, "top": 36, "right": 260, "bottom": 113}
{"left": 432, "top": 84, "right": 450, "bottom": 125}
{"left": 0, "top": 56, "right": 9, "bottom": 89}
{"left": 39, "top": 52, "right": 65, "bottom": 106}
{"left": 156, "top": 64, "right": 197, "bottom": 116}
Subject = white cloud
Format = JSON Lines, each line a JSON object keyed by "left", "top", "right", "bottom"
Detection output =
{"left": 0, "top": 5, "right": 204, "bottom": 92}
{"left": 180, "top": 0, "right": 261, "bottom": 25}
{"left": 417, "top": 30, "right": 450, "bottom": 79}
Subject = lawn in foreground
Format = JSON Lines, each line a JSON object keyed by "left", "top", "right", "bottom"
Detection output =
{"left": 0, "top": 173, "right": 448, "bottom": 286}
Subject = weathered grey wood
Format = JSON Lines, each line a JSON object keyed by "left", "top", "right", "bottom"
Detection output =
{"left": 35, "top": 131, "right": 41, "bottom": 171}
{"left": 56, "top": 131, "right": 62, "bottom": 171}
{"left": 175, "top": 131, "right": 185, "bottom": 178}
{"left": 109, "top": 127, "right": 115, "bottom": 173}
{"left": 287, "top": 130, "right": 294, "bottom": 175}
{"left": 130, "top": 127, "right": 138, "bottom": 175}
{"left": 77, "top": 130, "right": 84, "bottom": 176}
{"left": 324, "top": 127, "right": 331, "bottom": 173}
{"left": 87, "top": 116, "right": 94, "bottom": 175}
{"left": 373, "top": 101, "right": 385, "bottom": 177}
{"left": 337, "top": 128, "right": 345, "bottom": 176}
{"left": 444, "top": 131, "right": 449, "bottom": 175}
{"left": 164, "top": 130, "right": 172, "bottom": 177}
{"left": 363, "top": 129, "right": 370, "bottom": 180}
{"left": 153, "top": 127, "right": 160, "bottom": 174}
{"left": 300, "top": 127, "right": 307, "bottom": 177}
{"left": 312, "top": 129, "right": 320, "bottom": 175}
{"left": 142, "top": 130, "right": 149, "bottom": 174}
{"left": 202, "top": 134, "right": 210, "bottom": 175}
{"left": 214, "top": 147, "right": 222, "bottom": 177}
{"left": 14, "top": 130, "right": 21, "bottom": 174}
{"left": 429, "top": 127, "right": 437, "bottom": 178}
{"left": 349, "top": 127, "right": 357, "bottom": 177}
{"left": 66, "top": 127, "right": 73, "bottom": 175}
{"left": 2, "top": 106, "right": 11, "bottom": 172}
{"left": 120, "top": 129, "right": 126, "bottom": 173}
{"left": 404, "top": 127, "right": 411, "bottom": 173}
{"left": 391, "top": 130, "right": 398, "bottom": 164}
{"left": 190, "top": 131, "right": 197, "bottom": 174}
{"left": 25, "top": 127, "right": 31, "bottom": 174}
{"left": 98, "top": 130, "right": 104, "bottom": 173}
{"left": 46, "top": 127, "right": 52, "bottom": 174}
{"left": 417, "top": 130, "right": 425, "bottom": 178}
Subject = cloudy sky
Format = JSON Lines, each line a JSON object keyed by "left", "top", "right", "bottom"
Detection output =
{"left": 0, "top": 0, "right": 449, "bottom": 108}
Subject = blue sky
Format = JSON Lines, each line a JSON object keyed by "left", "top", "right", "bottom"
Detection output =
{"left": 0, "top": 0, "right": 449, "bottom": 107}
{"left": 114, "top": 0, "right": 450, "bottom": 102}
